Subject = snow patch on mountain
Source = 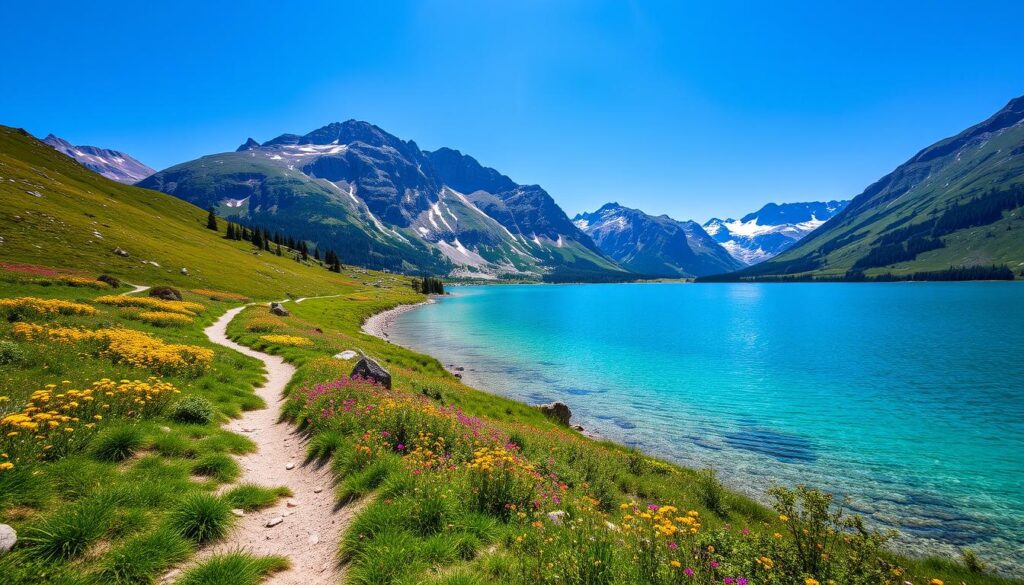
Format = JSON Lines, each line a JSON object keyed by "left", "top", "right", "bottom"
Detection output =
{"left": 42, "top": 134, "right": 155, "bottom": 184}
{"left": 702, "top": 200, "right": 848, "bottom": 265}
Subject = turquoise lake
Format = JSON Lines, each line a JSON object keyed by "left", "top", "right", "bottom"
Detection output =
{"left": 387, "top": 283, "right": 1024, "bottom": 572}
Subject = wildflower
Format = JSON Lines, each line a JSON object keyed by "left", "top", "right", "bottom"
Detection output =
{"left": 779, "top": 514, "right": 790, "bottom": 522}
{"left": 805, "top": 579, "right": 820, "bottom": 585}
{"left": 684, "top": 568, "right": 695, "bottom": 577}
{"left": 671, "top": 560, "right": 681, "bottom": 568}
{"left": 930, "top": 580, "right": 943, "bottom": 585}
{"left": 260, "top": 334, "right": 314, "bottom": 347}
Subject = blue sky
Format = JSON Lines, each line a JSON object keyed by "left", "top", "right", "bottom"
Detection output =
{"left": 3, "top": 1, "right": 1023, "bottom": 222}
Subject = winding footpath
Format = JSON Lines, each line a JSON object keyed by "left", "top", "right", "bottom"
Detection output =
{"left": 187, "top": 306, "right": 352, "bottom": 584}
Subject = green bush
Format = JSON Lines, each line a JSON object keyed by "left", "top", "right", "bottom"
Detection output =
{"left": 22, "top": 499, "right": 114, "bottom": 561}
{"left": 171, "top": 395, "right": 216, "bottom": 424}
{"left": 0, "top": 339, "right": 25, "bottom": 365}
{"left": 694, "top": 467, "right": 728, "bottom": 517}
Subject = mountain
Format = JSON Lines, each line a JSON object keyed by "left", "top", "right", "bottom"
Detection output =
{"left": 703, "top": 200, "right": 849, "bottom": 265}
{"left": 573, "top": 203, "right": 743, "bottom": 277}
{"left": 0, "top": 126, "right": 351, "bottom": 297}
{"left": 42, "top": 134, "right": 154, "bottom": 184}
{"left": 704, "top": 96, "right": 1024, "bottom": 281}
{"left": 139, "top": 121, "right": 625, "bottom": 281}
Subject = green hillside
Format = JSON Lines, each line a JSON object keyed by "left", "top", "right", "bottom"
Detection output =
{"left": 704, "top": 96, "right": 1024, "bottom": 281}
{"left": 0, "top": 126, "right": 364, "bottom": 298}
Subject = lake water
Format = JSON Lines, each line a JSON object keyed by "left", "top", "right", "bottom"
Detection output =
{"left": 388, "top": 283, "right": 1024, "bottom": 572}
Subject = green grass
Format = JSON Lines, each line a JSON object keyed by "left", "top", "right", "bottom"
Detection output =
{"left": 224, "top": 483, "right": 292, "bottom": 511}
{"left": 177, "top": 552, "right": 289, "bottom": 585}
{"left": 91, "top": 424, "right": 146, "bottom": 462}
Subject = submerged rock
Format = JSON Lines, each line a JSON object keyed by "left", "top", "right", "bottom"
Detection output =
{"left": 351, "top": 357, "right": 392, "bottom": 389}
{"left": 539, "top": 401, "right": 572, "bottom": 425}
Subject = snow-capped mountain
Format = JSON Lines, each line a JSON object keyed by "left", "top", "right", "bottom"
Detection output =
{"left": 139, "top": 121, "right": 625, "bottom": 281}
{"left": 703, "top": 200, "right": 849, "bottom": 265}
{"left": 42, "top": 134, "right": 154, "bottom": 184}
{"left": 573, "top": 203, "right": 743, "bottom": 278}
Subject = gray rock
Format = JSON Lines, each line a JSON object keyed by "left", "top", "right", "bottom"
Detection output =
{"left": 180, "top": 267, "right": 189, "bottom": 275}
{"left": 266, "top": 517, "right": 283, "bottom": 527}
{"left": 270, "top": 302, "right": 290, "bottom": 317}
{"left": 0, "top": 523, "right": 15, "bottom": 554}
{"left": 231, "top": 509, "right": 245, "bottom": 517}
{"left": 539, "top": 402, "right": 572, "bottom": 425}
{"left": 113, "top": 247, "right": 130, "bottom": 257}
{"left": 334, "top": 350, "right": 358, "bottom": 360}
{"left": 285, "top": 462, "right": 295, "bottom": 470}
{"left": 351, "top": 357, "right": 392, "bottom": 389}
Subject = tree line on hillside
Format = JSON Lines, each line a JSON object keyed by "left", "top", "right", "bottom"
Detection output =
{"left": 208, "top": 208, "right": 343, "bottom": 273}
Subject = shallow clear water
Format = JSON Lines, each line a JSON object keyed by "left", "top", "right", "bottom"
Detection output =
{"left": 388, "top": 283, "right": 1024, "bottom": 571}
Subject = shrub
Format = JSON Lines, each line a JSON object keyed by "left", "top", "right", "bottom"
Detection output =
{"left": 0, "top": 339, "right": 25, "bottom": 365}
{"left": 92, "top": 425, "right": 145, "bottom": 462}
{"left": 962, "top": 548, "right": 987, "bottom": 573}
{"left": 138, "top": 310, "right": 194, "bottom": 327}
{"left": 694, "top": 467, "right": 729, "bottom": 517}
{"left": 171, "top": 395, "right": 216, "bottom": 424}
{"left": 169, "top": 492, "right": 233, "bottom": 543}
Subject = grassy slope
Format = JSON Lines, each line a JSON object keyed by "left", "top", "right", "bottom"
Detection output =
{"left": 1, "top": 128, "right": 1017, "bottom": 584}
{"left": 0, "top": 126, "right": 358, "bottom": 298}
{"left": 730, "top": 100, "right": 1024, "bottom": 280}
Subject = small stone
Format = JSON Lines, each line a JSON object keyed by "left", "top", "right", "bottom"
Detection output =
{"left": 334, "top": 350, "right": 358, "bottom": 360}
{"left": 231, "top": 509, "right": 245, "bottom": 517}
{"left": 270, "top": 302, "right": 290, "bottom": 317}
{"left": 308, "top": 533, "right": 320, "bottom": 545}
{"left": 283, "top": 511, "right": 293, "bottom": 517}
{"left": 313, "top": 486, "right": 323, "bottom": 493}
{"left": 285, "top": 462, "right": 295, "bottom": 470}
{"left": 266, "top": 517, "right": 283, "bottom": 527}
{"left": 180, "top": 267, "right": 189, "bottom": 276}
{"left": 113, "top": 246, "right": 130, "bottom": 257}
{"left": 0, "top": 523, "right": 16, "bottom": 554}
{"left": 287, "top": 499, "right": 299, "bottom": 508}
{"left": 159, "top": 426, "right": 171, "bottom": 433}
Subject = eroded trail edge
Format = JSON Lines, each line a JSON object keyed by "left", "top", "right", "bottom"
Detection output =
{"left": 197, "top": 306, "right": 350, "bottom": 584}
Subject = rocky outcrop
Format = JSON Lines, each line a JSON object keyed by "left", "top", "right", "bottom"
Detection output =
{"left": 149, "top": 286, "right": 182, "bottom": 301}
{"left": 351, "top": 356, "right": 392, "bottom": 389}
{"left": 270, "top": 302, "right": 290, "bottom": 317}
{"left": 539, "top": 401, "right": 572, "bottom": 425}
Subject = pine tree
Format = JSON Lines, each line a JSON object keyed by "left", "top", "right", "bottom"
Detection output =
{"left": 314, "top": 248, "right": 321, "bottom": 262}
{"left": 206, "top": 208, "right": 218, "bottom": 231}
{"left": 276, "top": 243, "right": 282, "bottom": 256}
{"left": 300, "top": 241, "right": 309, "bottom": 261}
{"left": 226, "top": 223, "right": 235, "bottom": 239}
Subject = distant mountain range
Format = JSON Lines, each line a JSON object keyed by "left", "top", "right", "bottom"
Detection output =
{"left": 573, "top": 203, "right": 743, "bottom": 277}
{"left": 139, "top": 121, "right": 625, "bottom": 281}
{"left": 703, "top": 201, "right": 849, "bottom": 265}
{"left": 706, "top": 95, "right": 1024, "bottom": 281}
{"left": 42, "top": 134, "right": 154, "bottom": 184}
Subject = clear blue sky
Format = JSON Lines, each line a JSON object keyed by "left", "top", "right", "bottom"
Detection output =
{"left": 3, "top": 1, "right": 1023, "bottom": 222}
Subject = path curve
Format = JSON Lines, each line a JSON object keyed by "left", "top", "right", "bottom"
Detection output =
{"left": 195, "top": 306, "right": 351, "bottom": 584}
{"left": 120, "top": 283, "right": 150, "bottom": 296}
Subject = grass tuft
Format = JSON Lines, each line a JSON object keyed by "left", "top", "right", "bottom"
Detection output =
{"left": 21, "top": 498, "right": 114, "bottom": 561}
{"left": 169, "top": 492, "right": 233, "bottom": 543}
{"left": 177, "top": 552, "right": 289, "bottom": 585}
{"left": 224, "top": 483, "right": 292, "bottom": 511}
{"left": 91, "top": 425, "right": 146, "bottom": 462}
{"left": 191, "top": 453, "right": 241, "bottom": 483}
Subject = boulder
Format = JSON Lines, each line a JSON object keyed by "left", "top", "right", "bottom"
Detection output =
{"left": 270, "top": 302, "right": 290, "bottom": 317}
{"left": 97, "top": 274, "right": 121, "bottom": 288}
{"left": 0, "top": 523, "right": 15, "bottom": 554}
{"left": 149, "top": 286, "right": 183, "bottom": 301}
{"left": 351, "top": 357, "right": 392, "bottom": 389}
{"left": 180, "top": 267, "right": 189, "bottom": 276}
{"left": 539, "top": 402, "right": 572, "bottom": 426}
{"left": 113, "top": 247, "right": 130, "bottom": 257}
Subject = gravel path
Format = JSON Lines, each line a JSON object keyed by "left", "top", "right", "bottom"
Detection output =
{"left": 186, "top": 306, "right": 355, "bottom": 584}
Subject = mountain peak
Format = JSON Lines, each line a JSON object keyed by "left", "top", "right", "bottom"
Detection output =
{"left": 41, "top": 133, "right": 155, "bottom": 184}
{"left": 236, "top": 138, "right": 261, "bottom": 151}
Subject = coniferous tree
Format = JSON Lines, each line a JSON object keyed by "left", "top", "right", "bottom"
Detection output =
{"left": 314, "top": 248, "right": 321, "bottom": 262}
{"left": 251, "top": 230, "right": 263, "bottom": 249}
{"left": 299, "top": 241, "right": 309, "bottom": 261}
{"left": 276, "top": 243, "right": 282, "bottom": 256}
{"left": 206, "top": 208, "right": 218, "bottom": 231}
{"left": 226, "top": 223, "right": 235, "bottom": 239}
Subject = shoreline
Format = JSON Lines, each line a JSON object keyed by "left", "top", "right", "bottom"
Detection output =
{"left": 361, "top": 297, "right": 435, "bottom": 340}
